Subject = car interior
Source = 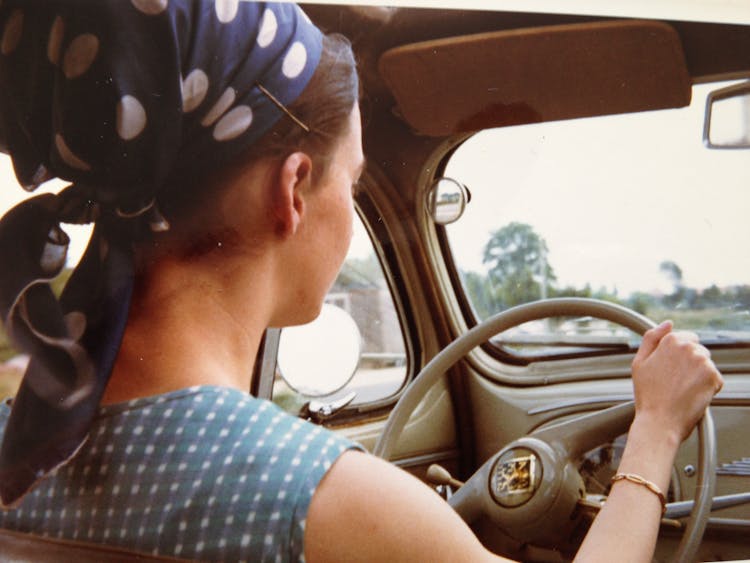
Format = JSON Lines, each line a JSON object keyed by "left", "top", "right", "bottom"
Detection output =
{"left": 0, "top": 1, "right": 749, "bottom": 561}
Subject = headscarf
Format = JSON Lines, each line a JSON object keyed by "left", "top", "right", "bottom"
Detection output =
{"left": 0, "top": 0, "right": 323, "bottom": 507}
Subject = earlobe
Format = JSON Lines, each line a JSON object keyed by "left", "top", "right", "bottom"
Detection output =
{"left": 273, "top": 152, "right": 313, "bottom": 237}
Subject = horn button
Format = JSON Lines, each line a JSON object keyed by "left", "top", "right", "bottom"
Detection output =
{"left": 489, "top": 447, "right": 542, "bottom": 507}
{"left": 485, "top": 437, "right": 586, "bottom": 545}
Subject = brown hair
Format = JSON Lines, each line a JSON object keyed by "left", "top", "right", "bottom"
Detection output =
{"left": 250, "top": 33, "right": 360, "bottom": 167}
{"left": 160, "top": 33, "right": 359, "bottom": 226}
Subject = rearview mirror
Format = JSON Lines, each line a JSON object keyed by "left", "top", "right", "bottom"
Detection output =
{"left": 277, "top": 303, "right": 361, "bottom": 397}
{"left": 703, "top": 81, "right": 750, "bottom": 149}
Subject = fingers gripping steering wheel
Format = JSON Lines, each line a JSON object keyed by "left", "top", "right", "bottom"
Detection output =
{"left": 373, "top": 298, "right": 716, "bottom": 562}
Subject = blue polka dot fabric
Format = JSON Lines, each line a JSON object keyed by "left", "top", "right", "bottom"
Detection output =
{"left": 0, "top": 0, "right": 321, "bottom": 194}
{"left": 0, "top": 386, "right": 362, "bottom": 561}
{"left": 0, "top": 1, "right": 324, "bottom": 507}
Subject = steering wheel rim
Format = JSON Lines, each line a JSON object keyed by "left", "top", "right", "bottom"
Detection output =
{"left": 373, "top": 298, "right": 716, "bottom": 562}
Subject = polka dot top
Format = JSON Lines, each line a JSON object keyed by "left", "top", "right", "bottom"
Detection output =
{"left": 0, "top": 386, "right": 362, "bottom": 562}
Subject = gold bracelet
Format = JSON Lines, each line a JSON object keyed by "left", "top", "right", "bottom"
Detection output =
{"left": 611, "top": 473, "right": 667, "bottom": 515}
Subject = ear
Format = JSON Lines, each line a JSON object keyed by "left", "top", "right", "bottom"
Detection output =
{"left": 272, "top": 152, "right": 313, "bottom": 237}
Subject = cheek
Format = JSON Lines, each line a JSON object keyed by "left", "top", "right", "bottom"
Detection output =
{"left": 327, "top": 204, "right": 353, "bottom": 277}
{"left": 341, "top": 198, "right": 355, "bottom": 252}
{"left": 345, "top": 203, "right": 354, "bottom": 243}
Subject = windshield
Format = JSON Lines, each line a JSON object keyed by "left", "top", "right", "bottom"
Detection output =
{"left": 444, "top": 81, "right": 750, "bottom": 356}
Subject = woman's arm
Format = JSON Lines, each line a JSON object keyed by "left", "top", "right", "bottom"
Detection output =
{"left": 306, "top": 450, "right": 506, "bottom": 562}
{"left": 573, "top": 415, "right": 679, "bottom": 562}
{"left": 575, "top": 322, "right": 722, "bottom": 562}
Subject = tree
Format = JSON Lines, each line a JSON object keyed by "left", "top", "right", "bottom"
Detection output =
{"left": 333, "top": 256, "right": 383, "bottom": 290}
{"left": 732, "top": 285, "right": 750, "bottom": 309}
{"left": 659, "top": 260, "right": 683, "bottom": 285}
{"left": 696, "top": 284, "right": 723, "bottom": 308}
{"left": 659, "top": 260, "right": 686, "bottom": 307}
{"left": 461, "top": 270, "right": 497, "bottom": 319}
{"left": 551, "top": 283, "right": 592, "bottom": 299}
{"left": 627, "top": 291, "right": 656, "bottom": 315}
{"left": 483, "top": 222, "right": 556, "bottom": 307}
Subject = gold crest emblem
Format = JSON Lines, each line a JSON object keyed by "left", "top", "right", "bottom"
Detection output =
{"left": 494, "top": 455, "right": 536, "bottom": 496}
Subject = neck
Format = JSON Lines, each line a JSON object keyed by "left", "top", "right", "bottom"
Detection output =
{"left": 101, "top": 252, "right": 274, "bottom": 405}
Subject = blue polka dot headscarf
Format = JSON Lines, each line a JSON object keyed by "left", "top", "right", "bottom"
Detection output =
{"left": 0, "top": 0, "right": 324, "bottom": 507}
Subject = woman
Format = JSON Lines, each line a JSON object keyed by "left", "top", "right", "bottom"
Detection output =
{"left": 0, "top": 1, "right": 722, "bottom": 561}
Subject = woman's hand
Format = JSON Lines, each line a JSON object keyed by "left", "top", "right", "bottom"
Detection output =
{"left": 631, "top": 321, "right": 723, "bottom": 444}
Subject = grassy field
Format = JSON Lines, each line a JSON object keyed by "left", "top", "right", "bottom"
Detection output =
{"left": 0, "top": 315, "right": 23, "bottom": 398}
{"left": 0, "top": 310, "right": 22, "bottom": 403}
{"left": 0, "top": 327, "right": 21, "bottom": 400}
{"left": 0, "top": 329, "right": 17, "bottom": 362}
{"left": 646, "top": 306, "right": 749, "bottom": 332}
{"left": 0, "top": 361, "right": 23, "bottom": 400}
{"left": 0, "top": 270, "right": 73, "bottom": 398}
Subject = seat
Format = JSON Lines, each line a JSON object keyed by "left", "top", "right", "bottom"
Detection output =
{"left": 0, "top": 528, "right": 190, "bottom": 562}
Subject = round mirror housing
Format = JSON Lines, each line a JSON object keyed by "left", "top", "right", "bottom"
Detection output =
{"left": 277, "top": 303, "right": 361, "bottom": 397}
{"left": 425, "top": 177, "right": 471, "bottom": 225}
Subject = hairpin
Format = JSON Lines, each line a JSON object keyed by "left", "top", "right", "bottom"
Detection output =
{"left": 256, "top": 82, "right": 310, "bottom": 133}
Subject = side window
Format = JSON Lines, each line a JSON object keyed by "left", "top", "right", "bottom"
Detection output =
{"left": 272, "top": 215, "right": 407, "bottom": 415}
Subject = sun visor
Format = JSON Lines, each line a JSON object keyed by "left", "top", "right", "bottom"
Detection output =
{"left": 379, "top": 20, "right": 691, "bottom": 136}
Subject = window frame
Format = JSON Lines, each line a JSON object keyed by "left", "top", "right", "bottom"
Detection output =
{"left": 262, "top": 187, "right": 421, "bottom": 423}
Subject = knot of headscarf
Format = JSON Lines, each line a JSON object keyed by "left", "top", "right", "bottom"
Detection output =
{"left": 0, "top": 0, "right": 322, "bottom": 507}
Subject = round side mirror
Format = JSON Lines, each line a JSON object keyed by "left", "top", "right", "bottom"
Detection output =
{"left": 277, "top": 303, "right": 361, "bottom": 397}
{"left": 425, "top": 177, "right": 471, "bottom": 225}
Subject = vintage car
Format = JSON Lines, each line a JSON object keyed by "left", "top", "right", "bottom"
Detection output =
{"left": 0, "top": 1, "right": 749, "bottom": 561}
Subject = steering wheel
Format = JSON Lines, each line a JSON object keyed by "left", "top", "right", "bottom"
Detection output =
{"left": 373, "top": 298, "right": 716, "bottom": 562}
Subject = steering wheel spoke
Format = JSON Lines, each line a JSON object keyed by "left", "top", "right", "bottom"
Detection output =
{"left": 447, "top": 458, "right": 493, "bottom": 523}
{"left": 530, "top": 401, "right": 635, "bottom": 459}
